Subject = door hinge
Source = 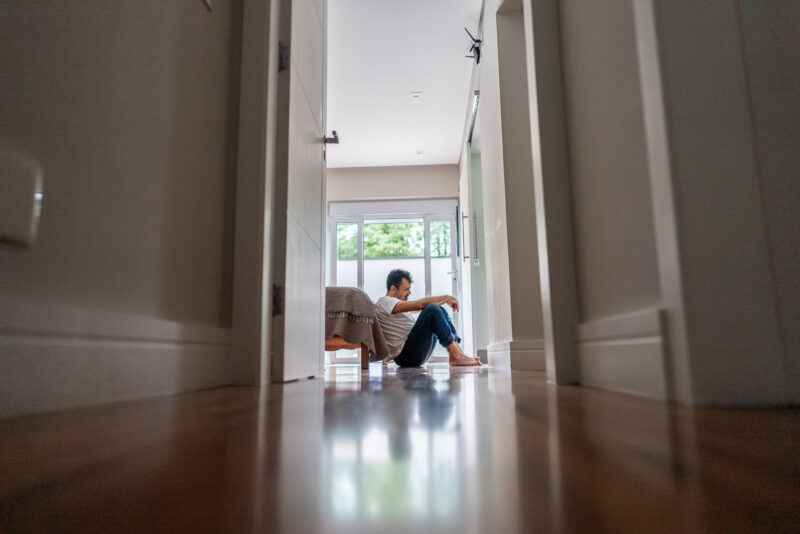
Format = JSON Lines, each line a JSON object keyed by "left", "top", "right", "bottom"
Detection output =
{"left": 272, "top": 284, "right": 283, "bottom": 316}
{"left": 278, "top": 43, "right": 290, "bottom": 72}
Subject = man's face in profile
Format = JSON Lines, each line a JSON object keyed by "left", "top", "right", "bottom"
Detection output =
{"left": 392, "top": 278, "right": 411, "bottom": 300}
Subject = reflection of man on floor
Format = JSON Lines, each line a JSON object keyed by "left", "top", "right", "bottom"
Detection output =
{"left": 375, "top": 269, "right": 482, "bottom": 367}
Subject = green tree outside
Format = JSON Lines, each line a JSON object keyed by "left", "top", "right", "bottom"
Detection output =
{"left": 430, "top": 221, "right": 451, "bottom": 257}
{"left": 364, "top": 222, "right": 424, "bottom": 257}
{"left": 336, "top": 223, "right": 357, "bottom": 258}
{"left": 337, "top": 220, "right": 451, "bottom": 259}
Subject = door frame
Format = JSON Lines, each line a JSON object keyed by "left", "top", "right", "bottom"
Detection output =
{"left": 229, "top": 0, "right": 580, "bottom": 384}
{"left": 230, "top": 0, "right": 283, "bottom": 386}
{"left": 327, "top": 199, "right": 460, "bottom": 364}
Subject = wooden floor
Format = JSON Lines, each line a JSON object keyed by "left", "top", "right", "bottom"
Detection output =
{"left": 1, "top": 365, "right": 798, "bottom": 533}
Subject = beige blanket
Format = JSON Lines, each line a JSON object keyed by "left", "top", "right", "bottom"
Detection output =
{"left": 325, "top": 286, "right": 390, "bottom": 362}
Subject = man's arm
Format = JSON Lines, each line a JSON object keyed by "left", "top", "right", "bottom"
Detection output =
{"left": 392, "top": 295, "right": 459, "bottom": 313}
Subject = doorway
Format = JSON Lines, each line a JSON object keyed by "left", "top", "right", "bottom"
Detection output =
{"left": 328, "top": 199, "right": 460, "bottom": 363}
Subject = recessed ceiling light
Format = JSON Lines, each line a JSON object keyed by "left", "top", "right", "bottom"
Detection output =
{"left": 409, "top": 92, "right": 423, "bottom": 100}
{"left": 415, "top": 150, "right": 424, "bottom": 155}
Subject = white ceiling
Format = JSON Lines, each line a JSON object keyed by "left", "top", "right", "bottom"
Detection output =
{"left": 326, "top": 0, "right": 483, "bottom": 168}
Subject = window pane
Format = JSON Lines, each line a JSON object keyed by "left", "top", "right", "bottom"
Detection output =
{"left": 429, "top": 220, "right": 451, "bottom": 257}
{"left": 337, "top": 223, "right": 357, "bottom": 259}
{"left": 364, "top": 258, "right": 426, "bottom": 302}
{"left": 336, "top": 259, "right": 357, "bottom": 287}
{"left": 335, "top": 223, "right": 358, "bottom": 287}
{"left": 363, "top": 220, "right": 424, "bottom": 258}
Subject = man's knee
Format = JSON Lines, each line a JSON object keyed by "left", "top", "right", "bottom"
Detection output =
{"left": 422, "top": 303, "right": 448, "bottom": 318}
{"left": 422, "top": 302, "right": 440, "bottom": 313}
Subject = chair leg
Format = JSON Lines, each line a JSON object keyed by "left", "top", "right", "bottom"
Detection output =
{"left": 360, "top": 344, "right": 369, "bottom": 370}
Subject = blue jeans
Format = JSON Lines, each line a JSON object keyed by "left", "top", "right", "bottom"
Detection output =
{"left": 394, "top": 304, "right": 461, "bottom": 367}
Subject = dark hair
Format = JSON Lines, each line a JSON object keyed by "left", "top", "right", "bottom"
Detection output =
{"left": 386, "top": 269, "right": 413, "bottom": 292}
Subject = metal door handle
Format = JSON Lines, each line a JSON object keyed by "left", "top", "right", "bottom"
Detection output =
{"left": 461, "top": 213, "right": 469, "bottom": 260}
{"left": 471, "top": 210, "right": 479, "bottom": 262}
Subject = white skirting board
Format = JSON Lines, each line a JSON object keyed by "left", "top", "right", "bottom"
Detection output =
{"left": 0, "top": 299, "right": 231, "bottom": 417}
{"left": 487, "top": 339, "right": 545, "bottom": 371}
{"left": 577, "top": 307, "right": 668, "bottom": 400}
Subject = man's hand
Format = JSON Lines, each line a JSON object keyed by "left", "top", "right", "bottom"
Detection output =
{"left": 443, "top": 296, "right": 459, "bottom": 311}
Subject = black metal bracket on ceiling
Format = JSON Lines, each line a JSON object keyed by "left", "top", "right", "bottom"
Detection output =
{"left": 465, "top": 28, "right": 482, "bottom": 64}
{"left": 324, "top": 131, "right": 339, "bottom": 144}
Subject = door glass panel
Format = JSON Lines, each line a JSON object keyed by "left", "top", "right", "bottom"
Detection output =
{"left": 430, "top": 220, "right": 451, "bottom": 257}
{"left": 336, "top": 222, "right": 358, "bottom": 287}
{"left": 430, "top": 257, "right": 453, "bottom": 298}
{"left": 363, "top": 219, "right": 426, "bottom": 301}
{"left": 429, "top": 220, "right": 454, "bottom": 358}
{"left": 429, "top": 220, "right": 453, "bottom": 297}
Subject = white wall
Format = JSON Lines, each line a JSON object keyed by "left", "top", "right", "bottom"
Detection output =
{"left": 545, "top": 0, "right": 797, "bottom": 404}
{"left": 645, "top": 0, "right": 791, "bottom": 404}
{"left": 454, "top": 0, "right": 797, "bottom": 404}
{"left": 737, "top": 0, "right": 800, "bottom": 402}
{"left": 473, "top": 0, "right": 545, "bottom": 370}
{"left": 560, "top": 0, "right": 661, "bottom": 321}
{"left": 474, "top": 5, "right": 512, "bottom": 353}
{"left": 557, "top": 0, "right": 666, "bottom": 398}
{"left": 0, "top": 1, "right": 242, "bottom": 415}
{"left": 326, "top": 164, "right": 458, "bottom": 202}
{"left": 521, "top": 0, "right": 580, "bottom": 384}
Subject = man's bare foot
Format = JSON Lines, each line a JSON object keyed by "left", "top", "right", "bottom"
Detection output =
{"left": 445, "top": 341, "right": 483, "bottom": 366}
{"left": 449, "top": 355, "right": 482, "bottom": 366}
{"left": 449, "top": 353, "right": 483, "bottom": 367}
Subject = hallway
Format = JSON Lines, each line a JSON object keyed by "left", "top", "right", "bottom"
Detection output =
{"left": 1, "top": 366, "right": 797, "bottom": 533}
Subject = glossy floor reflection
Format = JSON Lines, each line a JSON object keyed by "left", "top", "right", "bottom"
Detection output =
{"left": 319, "top": 365, "right": 518, "bottom": 534}
{"left": 1, "top": 365, "right": 798, "bottom": 533}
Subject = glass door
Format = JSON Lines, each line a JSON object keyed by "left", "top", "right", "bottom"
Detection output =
{"left": 328, "top": 220, "right": 362, "bottom": 364}
{"left": 426, "top": 215, "right": 457, "bottom": 360}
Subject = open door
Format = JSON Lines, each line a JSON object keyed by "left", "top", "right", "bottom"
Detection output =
{"left": 271, "top": 0, "right": 327, "bottom": 381}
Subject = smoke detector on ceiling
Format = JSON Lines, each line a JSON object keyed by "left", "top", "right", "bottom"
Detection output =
{"left": 409, "top": 92, "right": 423, "bottom": 100}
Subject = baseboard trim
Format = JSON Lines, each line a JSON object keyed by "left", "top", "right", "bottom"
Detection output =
{"left": 0, "top": 300, "right": 232, "bottom": 417}
{"left": 577, "top": 308, "right": 667, "bottom": 400}
{"left": 577, "top": 307, "right": 662, "bottom": 342}
{"left": 487, "top": 339, "right": 545, "bottom": 371}
{"left": 0, "top": 335, "right": 230, "bottom": 417}
{"left": 0, "top": 298, "right": 231, "bottom": 345}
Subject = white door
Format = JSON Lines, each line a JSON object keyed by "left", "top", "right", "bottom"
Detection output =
{"left": 271, "top": 0, "right": 327, "bottom": 381}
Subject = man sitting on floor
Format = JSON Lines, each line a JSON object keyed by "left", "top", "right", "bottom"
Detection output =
{"left": 375, "top": 269, "right": 482, "bottom": 367}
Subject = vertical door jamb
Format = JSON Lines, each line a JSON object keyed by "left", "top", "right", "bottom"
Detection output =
{"left": 230, "top": 0, "right": 281, "bottom": 386}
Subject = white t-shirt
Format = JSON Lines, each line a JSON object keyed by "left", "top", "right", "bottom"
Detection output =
{"left": 375, "top": 296, "right": 416, "bottom": 361}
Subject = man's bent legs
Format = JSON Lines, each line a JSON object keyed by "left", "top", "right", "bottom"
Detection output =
{"left": 394, "top": 304, "right": 458, "bottom": 367}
